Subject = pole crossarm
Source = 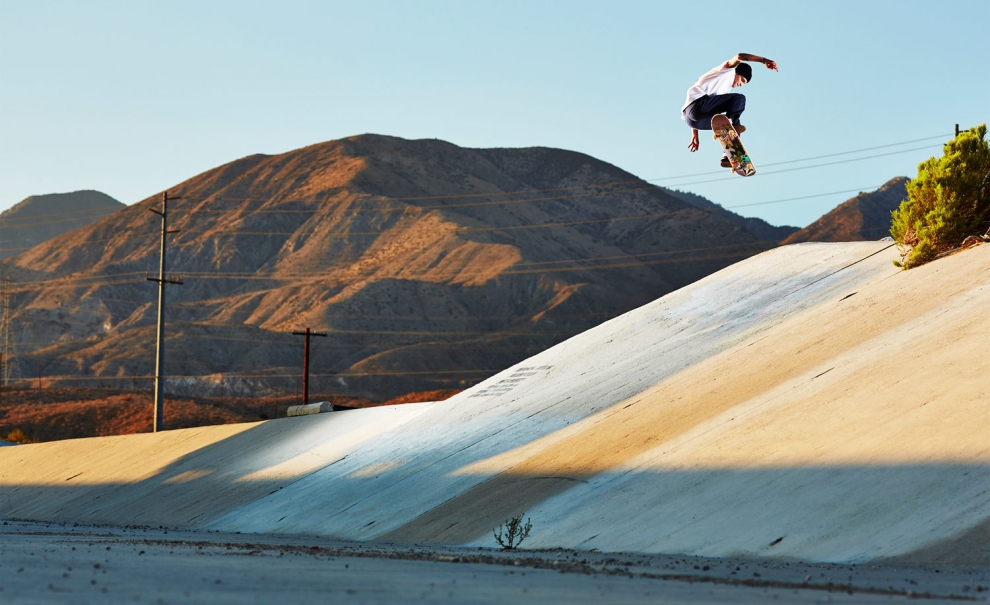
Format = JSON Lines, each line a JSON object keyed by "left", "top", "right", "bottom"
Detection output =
{"left": 146, "top": 273, "right": 185, "bottom": 285}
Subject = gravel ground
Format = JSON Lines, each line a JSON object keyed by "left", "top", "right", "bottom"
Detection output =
{"left": 2, "top": 521, "right": 987, "bottom": 604}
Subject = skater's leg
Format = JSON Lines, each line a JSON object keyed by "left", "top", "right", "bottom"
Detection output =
{"left": 683, "top": 94, "right": 745, "bottom": 168}
{"left": 705, "top": 93, "right": 746, "bottom": 126}
{"left": 682, "top": 97, "right": 717, "bottom": 130}
{"left": 683, "top": 93, "right": 746, "bottom": 129}
{"left": 692, "top": 95, "right": 740, "bottom": 168}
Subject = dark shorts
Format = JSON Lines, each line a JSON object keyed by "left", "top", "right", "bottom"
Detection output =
{"left": 682, "top": 93, "right": 746, "bottom": 130}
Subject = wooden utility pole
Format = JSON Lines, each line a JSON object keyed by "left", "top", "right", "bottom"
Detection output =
{"left": 292, "top": 327, "right": 327, "bottom": 406}
{"left": 147, "top": 192, "right": 183, "bottom": 432}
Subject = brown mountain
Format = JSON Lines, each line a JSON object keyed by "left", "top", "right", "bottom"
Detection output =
{"left": 782, "top": 177, "right": 908, "bottom": 244}
{"left": 664, "top": 188, "right": 799, "bottom": 242}
{"left": 0, "top": 135, "right": 770, "bottom": 400}
{"left": 0, "top": 190, "right": 124, "bottom": 260}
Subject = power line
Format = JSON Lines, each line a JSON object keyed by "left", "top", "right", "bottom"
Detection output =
{"left": 4, "top": 277, "right": 147, "bottom": 293}
{"left": 720, "top": 185, "right": 886, "bottom": 210}
{"left": 0, "top": 136, "right": 920, "bottom": 255}
{"left": 13, "top": 329, "right": 561, "bottom": 353}
{"left": 459, "top": 208, "right": 695, "bottom": 232}
{"left": 0, "top": 182, "right": 838, "bottom": 255}
{"left": 168, "top": 133, "right": 950, "bottom": 206}
{"left": 0, "top": 176, "right": 901, "bottom": 292}
{"left": 502, "top": 248, "right": 767, "bottom": 275}
{"left": 752, "top": 134, "right": 950, "bottom": 168}
{"left": 0, "top": 133, "right": 948, "bottom": 229}
{"left": 0, "top": 245, "right": 771, "bottom": 352}
{"left": 662, "top": 144, "right": 939, "bottom": 189}
{"left": 4, "top": 239, "right": 772, "bottom": 293}
{"left": 511, "top": 241, "right": 768, "bottom": 267}
{"left": 0, "top": 211, "right": 122, "bottom": 231}
{"left": 0, "top": 368, "right": 497, "bottom": 384}
{"left": 0, "top": 168, "right": 894, "bottom": 256}
{"left": 0, "top": 178, "right": 882, "bottom": 255}
{"left": 0, "top": 206, "right": 122, "bottom": 226}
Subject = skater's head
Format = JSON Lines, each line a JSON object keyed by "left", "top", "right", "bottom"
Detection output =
{"left": 733, "top": 63, "right": 752, "bottom": 87}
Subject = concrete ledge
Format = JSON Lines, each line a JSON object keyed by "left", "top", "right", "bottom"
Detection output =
{"left": 286, "top": 401, "right": 333, "bottom": 417}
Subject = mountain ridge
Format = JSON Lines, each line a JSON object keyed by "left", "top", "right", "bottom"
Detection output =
{"left": 782, "top": 177, "right": 908, "bottom": 244}
{"left": 1, "top": 134, "right": 768, "bottom": 399}
{"left": 663, "top": 188, "right": 800, "bottom": 241}
{"left": 0, "top": 190, "right": 124, "bottom": 260}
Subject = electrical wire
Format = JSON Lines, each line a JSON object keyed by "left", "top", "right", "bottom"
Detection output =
{"left": 2, "top": 240, "right": 774, "bottom": 292}
{"left": 1, "top": 368, "right": 496, "bottom": 384}
{"left": 1, "top": 131, "right": 934, "bottom": 389}
{"left": 0, "top": 133, "right": 948, "bottom": 228}
{"left": 0, "top": 180, "right": 890, "bottom": 257}
{"left": 0, "top": 206, "right": 122, "bottom": 226}
{"left": 661, "top": 144, "right": 939, "bottom": 189}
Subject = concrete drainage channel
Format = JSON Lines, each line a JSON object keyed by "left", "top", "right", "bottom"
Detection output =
{"left": 3, "top": 521, "right": 987, "bottom": 603}
{"left": 4, "top": 244, "right": 989, "bottom": 603}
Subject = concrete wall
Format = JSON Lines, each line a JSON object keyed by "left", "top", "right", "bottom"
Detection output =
{"left": 2, "top": 242, "right": 987, "bottom": 565}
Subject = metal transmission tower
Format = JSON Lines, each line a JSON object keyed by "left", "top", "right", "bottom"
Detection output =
{"left": 147, "top": 192, "right": 183, "bottom": 432}
{"left": 292, "top": 327, "right": 327, "bottom": 406}
{"left": 1, "top": 276, "right": 19, "bottom": 387}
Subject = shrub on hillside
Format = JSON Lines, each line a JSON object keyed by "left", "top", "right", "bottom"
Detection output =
{"left": 4, "top": 428, "right": 34, "bottom": 444}
{"left": 890, "top": 124, "right": 990, "bottom": 268}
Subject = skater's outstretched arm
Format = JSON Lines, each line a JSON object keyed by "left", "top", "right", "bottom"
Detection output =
{"left": 725, "top": 53, "right": 778, "bottom": 71}
{"left": 688, "top": 129, "right": 700, "bottom": 152}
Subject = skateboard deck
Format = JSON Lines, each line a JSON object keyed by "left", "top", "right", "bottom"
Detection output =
{"left": 711, "top": 114, "right": 756, "bottom": 177}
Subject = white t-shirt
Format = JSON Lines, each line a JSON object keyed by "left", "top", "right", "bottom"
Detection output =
{"left": 681, "top": 63, "right": 735, "bottom": 120}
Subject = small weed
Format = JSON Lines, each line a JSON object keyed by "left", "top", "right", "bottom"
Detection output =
{"left": 493, "top": 514, "right": 532, "bottom": 550}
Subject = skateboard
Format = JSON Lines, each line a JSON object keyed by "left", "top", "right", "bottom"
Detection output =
{"left": 711, "top": 114, "right": 756, "bottom": 177}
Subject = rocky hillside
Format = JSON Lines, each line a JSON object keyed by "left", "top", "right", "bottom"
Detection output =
{"left": 0, "top": 190, "right": 124, "bottom": 260}
{"left": 664, "top": 189, "right": 800, "bottom": 242}
{"left": 0, "top": 135, "right": 770, "bottom": 399}
{"left": 782, "top": 177, "right": 909, "bottom": 244}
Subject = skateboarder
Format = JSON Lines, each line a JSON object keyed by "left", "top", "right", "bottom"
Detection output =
{"left": 682, "top": 54, "right": 778, "bottom": 167}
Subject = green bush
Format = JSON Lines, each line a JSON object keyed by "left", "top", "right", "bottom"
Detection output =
{"left": 890, "top": 124, "right": 990, "bottom": 268}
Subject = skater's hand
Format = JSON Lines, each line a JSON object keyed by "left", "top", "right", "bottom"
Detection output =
{"left": 688, "top": 130, "right": 699, "bottom": 152}
{"left": 763, "top": 58, "right": 778, "bottom": 71}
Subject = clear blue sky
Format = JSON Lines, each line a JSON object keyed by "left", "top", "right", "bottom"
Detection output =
{"left": 1, "top": 0, "right": 986, "bottom": 228}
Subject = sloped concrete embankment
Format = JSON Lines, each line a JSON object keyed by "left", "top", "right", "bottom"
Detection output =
{"left": 2, "top": 242, "right": 987, "bottom": 566}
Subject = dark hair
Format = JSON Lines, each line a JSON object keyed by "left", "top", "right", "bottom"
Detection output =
{"left": 735, "top": 63, "right": 753, "bottom": 83}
